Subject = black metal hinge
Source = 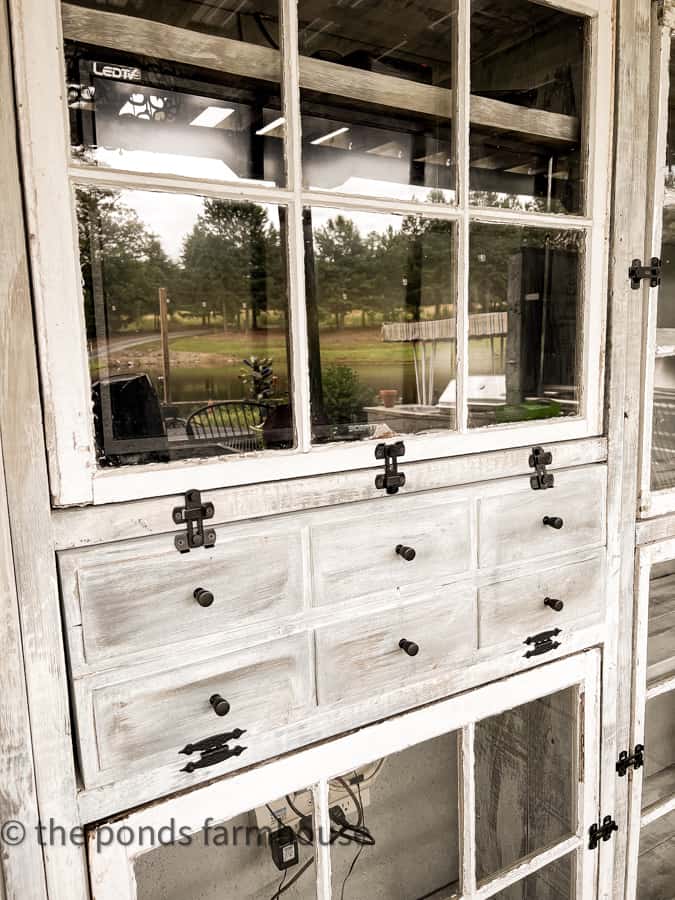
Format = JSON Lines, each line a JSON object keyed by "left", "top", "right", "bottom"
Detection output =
{"left": 375, "top": 441, "right": 406, "bottom": 495}
{"left": 589, "top": 815, "right": 618, "bottom": 850}
{"left": 529, "top": 446, "right": 555, "bottom": 490}
{"left": 629, "top": 257, "right": 662, "bottom": 290}
{"left": 172, "top": 489, "right": 216, "bottom": 553}
{"left": 524, "top": 627, "right": 561, "bottom": 658}
{"left": 616, "top": 744, "right": 644, "bottom": 777}
{"left": 179, "top": 730, "right": 247, "bottom": 773}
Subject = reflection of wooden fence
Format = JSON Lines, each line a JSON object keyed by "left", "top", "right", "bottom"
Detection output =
{"left": 381, "top": 313, "right": 507, "bottom": 343}
{"left": 380, "top": 314, "right": 507, "bottom": 405}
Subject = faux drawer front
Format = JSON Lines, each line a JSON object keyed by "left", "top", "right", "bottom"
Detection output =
{"left": 478, "top": 554, "right": 605, "bottom": 650}
{"left": 311, "top": 497, "right": 472, "bottom": 606}
{"left": 59, "top": 517, "right": 305, "bottom": 669}
{"left": 316, "top": 589, "right": 476, "bottom": 704}
{"left": 80, "top": 633, "right": 313, "bottom": 784}
{"left": 478, "top": 467, "right": 606, "bottom": 569}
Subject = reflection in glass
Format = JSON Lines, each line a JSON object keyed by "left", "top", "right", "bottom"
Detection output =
{"left": 76, "top": 187, "right": 292, "bottom": 467}
{"left": 298, "top": 0, "right": 456, "bottom": 203}
{"left": 637, "top": 808, "right": 675, "bottom": 900}
{"left": 488, "top": 853, "right": 576, "bottom": 900}
{"left": 330, "top": 734, "right": 460, "bottom": 899}
{"left": 475, "top": 688, "right": 577, "bottom": 881}
{"left": 303, "top": 208, "right": 456, "bottom": 443}
{"left": 468, "top": 224, "right": 583, "bottom": 427}
{"left": 647, "top": 561, "right": 675, "bottom": 686}
{"left": 64, "top": 0, "right": 285, "bottom": 184}
{"left": 643, "top": 691, "right": 675, "bottom": 812}
{"left": 135, "top": 792, "right": 318, "bottom": 900}
{"left": 651, "top": 39, "right": 675, "bottom": 491}
{"left": 470, "top": 0, "right": 586, "bottom": 214}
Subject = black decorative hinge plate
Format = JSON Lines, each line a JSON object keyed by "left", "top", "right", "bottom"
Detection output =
{"left": 172, "top": 489, "right": 216, "bottom": 553}
{"left": 616, "top": 744, "right": 645, "bottom": 777}
{"left": 589, "top": 815, "right": 618, "bottom": 850}
{"left": 529, "top": 445, "right": 555, "bottom": 490}
{"left": 179, "top": 730, "right": 247, "bottom": 773}
{"left": 375, "top": 441, "right": 406, "bottom": 495}
{"left": 524, "top": 627, "right": 561, "bottom": 658}
{"left": 630, "top": 257, "right": 662, "bottom": 290}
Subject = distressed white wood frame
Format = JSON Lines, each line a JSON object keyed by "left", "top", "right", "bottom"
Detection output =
{"left": 87, "top": 650, "right": 601, "bottom": 900}
{"left": 624, "top": 536, "right": 675, "bottom": 898}
{"left": 638, "top": 7, "right": 675, "bottom": 519}
{"left": 10, "top": 0, "right": 614, "bottom": 506}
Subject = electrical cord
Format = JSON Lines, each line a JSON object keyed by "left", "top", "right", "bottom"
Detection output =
{"left": 339, "top": 775, "right": 371, "bottom": 900}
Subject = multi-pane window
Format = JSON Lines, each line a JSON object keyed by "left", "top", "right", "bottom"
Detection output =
{"left": 61, "top": 0, "right": 596, "bottom": 470}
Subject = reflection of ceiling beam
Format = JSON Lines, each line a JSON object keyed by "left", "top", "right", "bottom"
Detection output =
{"left": 61, "top": 3, "right": 579, "bottom": 145}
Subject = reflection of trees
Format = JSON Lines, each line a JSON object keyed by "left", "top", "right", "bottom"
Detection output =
{"left": 79, "top": 192, "right": 286, "bottom": 337}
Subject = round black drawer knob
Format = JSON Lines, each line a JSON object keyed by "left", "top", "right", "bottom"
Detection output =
{"left": 396, "top": 544, "right": 416, "bottom": 561}
{"left": 194, "top": 587, "right": 214, "bottom": 608}
{"left": 399, "top": 638, "right": 420, "bottom": 657}
{"left": 544, "top": 596, "right": 564, "bottom": 612}
{"left": 210, "top": 694, "right": 231, "bottom": 717}
{"left": 543, "top": 516, "right": 564, "bottom": 530}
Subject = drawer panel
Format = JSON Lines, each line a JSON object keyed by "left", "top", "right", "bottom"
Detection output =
{"left": 59, "top": 516, "right": 305, "bottom": 669}
{"left": 311, "top": 497, "right": 472, "bottom": 605}
{"left": 478, "top": 467, "right": 606, "bottom": 568}
{"left": 316, "top": 589, "right": 476, "bottom": 704}
{"left": 80, "top": 633, "right": 313, "bottom": 783}
{"left": 478, "top": 554, "right": 605, "bottom": 649}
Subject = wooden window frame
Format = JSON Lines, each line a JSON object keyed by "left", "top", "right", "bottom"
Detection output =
{"left": 10, "top": 0, "right": 614, "bottom": 506}
{"left": 624, "top": 537, "right": 675, "bottom": 898}
{"left": 87, "top": 650, "right": 601, "bottom": 900}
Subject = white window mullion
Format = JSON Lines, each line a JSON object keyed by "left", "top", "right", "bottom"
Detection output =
{"left": 455, "top": 0, "right": 471, "bottom": 434}
{"left": 281, "top": 0, "right": 312, "bottom": 453}
{"left": 313, "top": 780, "right": 333, "bottom": 900}
{"left": 460, "top": 722, "right": 477, "bottom": 897}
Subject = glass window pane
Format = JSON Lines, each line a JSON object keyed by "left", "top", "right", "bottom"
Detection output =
{"left": 304, "top": 207, "right": 457, "bottom": 444}
{"left": 77, "top": 187, "right": 293, "bottom": 466}
{"left": 643, "top": 690, "right": 675, "bottom": 812}
{"left": 470, "top": 0, "right": 586, "bottom": 215}
{"left": 134, "top": 792, "right": 318, "bottom": 900}
{"left": 647, "top": 561, "right": 675, "bottom": 686}
{"left": 329, "top": 733, "right": 460, "bottom": 899}
{"left": 487, "top": 853, "right": 576, "bottom": 900}
{"left": 298, "top": 0, "right": 456, "bottom": 203}
{"left": 475, "top": 688, "right": 578, "bottom": 881}
{"left": 63, "top": 0, "right": 285, "bottom": 185}
{"left": 637, "top": 808, "right": 675, "bottom": 900}
{"left": 468, "top": 224, "right": 583, "bottom": 427}
{"left": 651, "top": 38, "right": 675, "bottom": 491}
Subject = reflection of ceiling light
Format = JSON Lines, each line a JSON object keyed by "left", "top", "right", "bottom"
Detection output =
{"left": 311, "top": 126, "right": 349, "bottom": 145}
{"left": 256, "top": 116, "right": 285, "bottom": 136}
{"left": 189, "top": 106, "right": 234, "bottom": 128}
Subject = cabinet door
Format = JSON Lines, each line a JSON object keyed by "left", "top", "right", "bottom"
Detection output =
{"left": 88, "top": 651, "right": 600, "bottom": 900}
{"left": 626, "top": 540, "right": 675, "bottom": 900}
{"left": 12, "top": 0, "right": 613, "bottom": 505}
{"left": 639, "top": 10, "right": 675, "bottom": 518}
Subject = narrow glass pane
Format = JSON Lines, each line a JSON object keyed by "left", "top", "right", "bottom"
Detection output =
{"left": 298, "top": 0, "right": 456, "bottom": 203}
{"left": 651, "top": 38, "right": 675, "bottom": 491}
{"left": 487, "top": 852, "right": 576, "bottom": 900}
{"left": 329, "top": 733, "right": 461, "bottom": 899}
{"left": 470, "top": 0, "right": 586, "bottom": 214}
{"left": 77, "top": 186, "right": 293, "bottom": 466}
{"left": 642, "top": 690, "right": 675, "bottom": 812}
{"left": 647, "top": 561, "right": 675, "bottom": 687}
{"left": 637, "top": 807, "right": 675, "bottom": 900}
{"left": 475, "top": 687, "right": 577, "bottom": 881}
{"left": 134, "top": 792, "right": 318, "bottom": 899}
{"left": 304, "top": 208, "right": 457, "bottom": 443}
{"left": 468, "top": 224, "right": 583, "bottom": 427}
{"left": 63, "top": 0, "right": 285, "bottom": 185}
